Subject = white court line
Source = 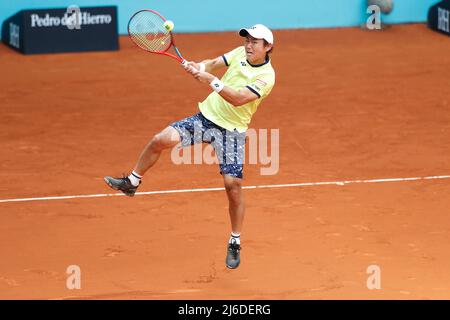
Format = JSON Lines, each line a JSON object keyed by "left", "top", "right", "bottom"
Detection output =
{"left": 0, "top": 175, "right": 449, "bottom": 204}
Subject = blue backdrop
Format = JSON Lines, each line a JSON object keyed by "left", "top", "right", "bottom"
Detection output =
{"left": 0, "top": 0, "right": 440, "bottom": 39}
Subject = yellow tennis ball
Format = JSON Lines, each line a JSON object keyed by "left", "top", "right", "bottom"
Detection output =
{"left": 164, "top": 20, "right": 174, "bottom": 32}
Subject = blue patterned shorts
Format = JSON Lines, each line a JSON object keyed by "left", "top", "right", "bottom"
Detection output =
{"left": 170, "top": 112, "right": 246, "bottom": 179}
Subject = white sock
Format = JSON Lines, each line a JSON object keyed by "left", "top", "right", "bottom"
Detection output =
{"left": 128, "top": 171, "right": 142, "bottom": 187}
{"left": 229, "top": 232, "right": 241, "bottom": 245}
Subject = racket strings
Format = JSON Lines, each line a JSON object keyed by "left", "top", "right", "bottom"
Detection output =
{"left": 128, "top": 11, "right": 171, "bottom": 52}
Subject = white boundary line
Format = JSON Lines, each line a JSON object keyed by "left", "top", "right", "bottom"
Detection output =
{"left": 0, "top": 175, "right": 449, "bottom": 204}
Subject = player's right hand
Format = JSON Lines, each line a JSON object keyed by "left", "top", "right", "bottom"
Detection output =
{"left": 183, "top": 61, "right": 200, "bottom": 74}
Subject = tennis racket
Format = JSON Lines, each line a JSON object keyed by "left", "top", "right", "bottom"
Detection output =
{"left": 128, "top": 9, "right": 188, "bottom": 67}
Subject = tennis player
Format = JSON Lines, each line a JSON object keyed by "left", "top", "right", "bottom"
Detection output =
{"left": 105, "top": 24, "right": 276, "bottom": 269}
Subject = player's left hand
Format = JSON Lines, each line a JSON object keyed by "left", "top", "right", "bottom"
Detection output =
{"left": 183, "top": 62, "right": 197, "bottom": 74}
{"left": 191, "top": 70, "right": 215, "bottom": 84}
{"left": 184, "top": 63, "right": 215, "bottom": 84}
{"left": 186, "top": 61, "right": 201, "bottom": 71}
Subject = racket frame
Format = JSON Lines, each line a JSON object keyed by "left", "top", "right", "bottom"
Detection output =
{"left": 127, "top": 9, "right": 186, "bottom": 65}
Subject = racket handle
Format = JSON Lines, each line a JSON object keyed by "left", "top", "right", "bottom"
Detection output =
{"left": 181, "top": 59, "right": 199, "bottom": 74}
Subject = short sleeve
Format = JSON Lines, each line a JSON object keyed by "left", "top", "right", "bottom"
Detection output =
{"left": 222, "top": 46, "right": 244, "bottom": 67}
{"left": 246, "top": 73, "right": 275, "bottom": 99}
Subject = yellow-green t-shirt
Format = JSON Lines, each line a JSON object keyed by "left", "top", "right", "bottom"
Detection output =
{"left": 198, "top": 46, "right": 276, "bottom": 133}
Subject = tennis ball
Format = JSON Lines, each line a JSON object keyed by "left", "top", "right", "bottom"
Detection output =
{"left": 164, "top": 20, "right": 174, "bottom": 32}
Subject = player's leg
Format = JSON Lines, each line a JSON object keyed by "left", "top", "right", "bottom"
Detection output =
{"left": 104, "top": 126, "right": 180, "bottom": 197}
{"left": 217, "top": 128, "right": 246, "bottom": 269}
{"left": 133, "top": 126, "right": 181, "bottom": 176}
{"left": 224, "top": 174, "right": 245, "bottom": 234}
{"left": 223, "top": 174, "right": 244, "bottom": 269}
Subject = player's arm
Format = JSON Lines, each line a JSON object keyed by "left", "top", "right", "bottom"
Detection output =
{"left": 201, "top": 56, "right": 227, "bottom": 73}
{"left": 186, "top": 56, "right": 227, "bottom": 73}
{"left": 189, "top": 70, "right": 259, "bottom": 107}
{"left": 216, "top": 85, "right": 259, "bottom": 107}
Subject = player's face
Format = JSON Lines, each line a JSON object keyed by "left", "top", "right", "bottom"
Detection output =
{"left": 244, "top": 36, "right": 271, "bottom": 64}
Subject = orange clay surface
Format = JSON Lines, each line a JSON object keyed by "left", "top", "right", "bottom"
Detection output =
{"left": 1, "top": 24, "right": 450, "bottom": 299}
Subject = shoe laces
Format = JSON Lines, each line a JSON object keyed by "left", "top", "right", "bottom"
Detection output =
{"left": 228, "top": 239, "right": 241, "bottom": 258}
{"left": 121, "top": 173, "right": 140, "bottom": 188}
{"left": 122, "top": 173, "right": 132, "bottom": 182}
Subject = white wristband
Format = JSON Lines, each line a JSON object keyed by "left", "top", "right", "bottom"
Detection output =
{"left": 198, "top": 62, "right": 206, "bottom": 72}
{"left": 210, "top": 77, "right": 225, "bottom": 93}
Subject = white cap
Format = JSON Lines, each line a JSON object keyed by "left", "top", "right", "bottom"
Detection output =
{"left": 239, "top": 24, "right": 274, "bottom": 45}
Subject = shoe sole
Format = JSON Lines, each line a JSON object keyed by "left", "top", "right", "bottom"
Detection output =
{"left": 226, "top": 261, "right": 240, "bottom": 269}
{"left": 226, "top": 257, "right": 240, "bottom": 269}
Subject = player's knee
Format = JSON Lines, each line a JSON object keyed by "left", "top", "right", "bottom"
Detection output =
{"left": 151, "top": 127, "right": 180, "bottom": 150}
{"left": 150, "top": 133, "right": 166, "bottom": 151}
{"left": 224, "top": 176, "right": 242, "bottom": 193}
{"left": 151, "top": 132, "right": 178, "bottom": 151}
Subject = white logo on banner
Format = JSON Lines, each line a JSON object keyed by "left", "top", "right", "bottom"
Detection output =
{"left": 9, "top": 23, "right": 20, "bottom": 48}
{"left": 30, "top": 10, "right": 112, "bottom": 28}
{"left": 438, "top": 7, "right": 450, "bottom": 33}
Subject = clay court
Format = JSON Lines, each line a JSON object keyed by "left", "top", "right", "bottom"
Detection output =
{"left": 1, "top": 24, "right": 450, "bottom": 299}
